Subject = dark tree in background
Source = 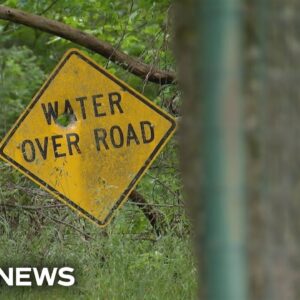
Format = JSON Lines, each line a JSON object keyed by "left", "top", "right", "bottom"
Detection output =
{"left": 175, "top": 0, "right": 300, "bottom": 299}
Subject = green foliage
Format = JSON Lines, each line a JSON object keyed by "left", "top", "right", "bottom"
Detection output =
{"left": 0, "top": 0, "right": 191, "bottom": 298}
{"left": 0, "top": 47, "right": 45, "bottom": 136}
{"left": 55, "top": 113, "right": 74, "bottom": 127}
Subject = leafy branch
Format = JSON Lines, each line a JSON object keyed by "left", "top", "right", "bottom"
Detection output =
{"left": 0, "top": 5, "right": 176, "bottom": 84}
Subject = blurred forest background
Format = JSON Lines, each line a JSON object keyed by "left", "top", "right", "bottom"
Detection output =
{"left": 0, "top": 1, "right": 196, "bottom": 299}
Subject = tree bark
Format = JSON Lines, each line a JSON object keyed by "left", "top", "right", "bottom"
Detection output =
{"left": 247, "top": 1, "right": 300, "bottom": 299}
{"left": 173, "top": 0, "right": 204, "bottom": 296}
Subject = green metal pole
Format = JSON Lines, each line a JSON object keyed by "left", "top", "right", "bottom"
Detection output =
{"left": 197, "top": 0, "right": 248, "bottom": 299}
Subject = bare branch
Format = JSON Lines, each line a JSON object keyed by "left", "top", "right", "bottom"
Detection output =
{"left": 127, "top": 201, "right": 183, "bottom": 208}
{"left": 48, "top": 216, "right": 95, "bottom": 240}
{"left": 0, "top": 203, "right": 65, "bottom": 210}
{"left": 0, "top": 5, "right": 176, "bottom": 84}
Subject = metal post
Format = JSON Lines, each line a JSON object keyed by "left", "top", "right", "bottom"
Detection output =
{"left": 197, "top": 0, "right": 248, "bottom": 299}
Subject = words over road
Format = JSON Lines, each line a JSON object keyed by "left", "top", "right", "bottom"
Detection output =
{"left": 21, "top": 92, "right": 155, "bottom": 162}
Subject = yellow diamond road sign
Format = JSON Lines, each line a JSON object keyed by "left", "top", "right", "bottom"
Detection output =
{"left": 0, "top": 49, "right": 176, "bottom": 226}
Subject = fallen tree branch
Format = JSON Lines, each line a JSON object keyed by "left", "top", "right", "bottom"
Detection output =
{"left": 0, "top": 5, "right": 176, "bottom": 84}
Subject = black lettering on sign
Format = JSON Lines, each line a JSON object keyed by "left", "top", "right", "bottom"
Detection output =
{"left": 21, "top": 140, "right": 35, "bottom": 162}
{"left": 66, "top": 133, "right": 81, "bottom": 155}
{"left": 127, "top": 123, "right": 140, "bottom": 146}
{"left": 140, "top": 121, "right": 154, "bottom": 143}
{"left": 94, "top": 128, "right": 109, "bottom": 151}
{"left": 110, "top": 126, "right": 124, "bottom": 148}
{"left": 41, "top": 102, "right": 58, "bottom": 125}
{"left": 64, "top": 100, "right": 77, "bottom": 121}
{"left": 35, "top": 137, "right": 48, "bottom": 160}
{"left": 92, "top": 94, "right": 106, "bottom": 117}
{"left": 51, "top": 135, "right": 66, "bottom": 158}
{"left": 76, "top": 96, "right": 87, "bottom": 119}
{"left": 108, "top": 92, "right": 123, "bottom": 115}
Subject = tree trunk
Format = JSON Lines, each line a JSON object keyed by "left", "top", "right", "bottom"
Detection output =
{"left": 248, "top": 1, "right": 300, "bottom": 299}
